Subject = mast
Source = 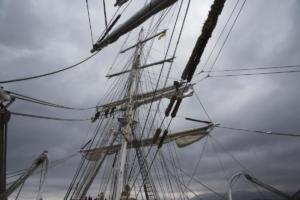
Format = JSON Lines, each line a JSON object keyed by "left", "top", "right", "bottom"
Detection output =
{"left": 114, "top": 29, "right": 143, "bottom": 200}
{"left": 0, "top": 88, "right": 14, "bottom": 200}
{"left": 69, "top": 0, "right": 228, "bottom": 198}
{"left": 0, "top": 109, "right": 9, "bottom": 200}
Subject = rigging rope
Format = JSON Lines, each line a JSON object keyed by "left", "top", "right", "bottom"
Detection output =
{"left": 209, "top": 134, "right": 253, "bottom": 174}
{"left": 10, "top": 91, "right": 95, "bottom": 111}
{"left": 194, "top": 91, "right": 212, "bottom": 122}
{"left": 207, "top": 0, "right": 247, "bottom": 74}
{"left": 208, "top": 69, "right": 300, "bottom": 77}
{"left": 0, "top": 52, "right": 99, "bottom": 84}
{"left": 200, "top": 0, "right": 241, "bottom": 73}
{"left": 95, "top": 0, "right": 133, "bottom": 42}
{"left": 14, "top": 181, "right": 25, "bottom": 200}
{"left": 7, "top": 169, "right": 27, "bottom": 176}
{"left": 136, "top": 2, "right": 230, "bottom": 177}
{"left": 217, "top": 125, "right": 300, "bottom": 138}
{"left": 164, "top": 154, "right": 225, "bottom": 200}
{"left": 36, "top": 158, "right": 48, "bottom": 200}
{"left": 133, "top": 1, "right": 228, "bottom": 191}
{"left": 125, "top": 3, "right": 184, "bottom": 189}
{"left": 186, "top": 137, "right": 208, "bottom": 187}
{"left": 102, "top": 0, "right": 108, "bottom": 28}
{"left": 208, "top": 64, "right": 300, "bottom": 72}
{"left": 181, "top": 0, "right": 226, "bottom": 82}
{"left": 129, "top": 1, "right": 218, "bottom": 195}
{"left": 209, "top": 138, "right": 230, "bottom": 181}
{"left": 192, "top": 64, "right": 300, "bottom": 84}
{"left": 85, "top": 0, "right": 94, "bottom": 45}
{"left": 11, "top": 111, "right": 90, "bottom": 122}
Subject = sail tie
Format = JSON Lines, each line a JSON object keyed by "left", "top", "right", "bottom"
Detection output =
{"left": 171, "top": 97, "right": 182, "bottom": 118}
{"left": 165, "top": 95, "right": 176, "bottom": 117}
{"left": 152, "top": 128, "right": 162, "bottom": 143}
{"left": 158, "top": 129, "right": 169, "bottom": 149}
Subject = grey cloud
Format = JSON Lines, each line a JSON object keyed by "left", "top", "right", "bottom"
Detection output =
{"left": 1, "top": 0, "right": 300, "bottom": 199}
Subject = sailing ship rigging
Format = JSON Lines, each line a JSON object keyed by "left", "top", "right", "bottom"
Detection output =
{"left": 0, "top": 0, "right": 299, "bottom": 200}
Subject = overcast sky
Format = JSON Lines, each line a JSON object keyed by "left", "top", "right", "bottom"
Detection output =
{"left": 1, "top": 0, "right": 300, "bottom": 200}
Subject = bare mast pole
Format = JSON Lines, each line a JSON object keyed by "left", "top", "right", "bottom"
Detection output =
{"left": 0, "top": 88, "right": 14, "bottom": 200}
{"left": 114, "top": 29, "right": 143, "bottom": 200}
{"left": 0, "top": 109, "right": 9, "bottom": 200}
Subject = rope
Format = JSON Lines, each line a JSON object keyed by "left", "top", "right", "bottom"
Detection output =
{"left": 200, "top": 0, "right": 241, "bottom": 73}
{"left": 102, "top": 0, "right": 108, "bottom": 28}
{"left": 139, "top": 0, "right": 184, "bottom": 141}
{"left": 126, "top": 2, "right": 185, "bottom": 188}
{"left": 208, "top": 64, "right": 300, "bottom": 72}
{"left": 14, "top": 181, "right": 25, "bottom": 200}
{"left": 10, "top": 91, "right": 95, "bottom": 111}
{"left": 193, "top": 65, "right": 300, "bottom": 83}
{"left": 133, "top": 0, "right": 223, "bottom": 185}
{"left": 11, "top": 111, "right": 90, "bottom": 122}
{"left": 209, "top": 69, "right": 300, "bottom": 77}
{"left": 130, "top": 0, "right": 202, "bottom": 193}
{"left": 7, "top": 169, "right": 27, "bottom": 176}
{"left": 181, "top": 0, "right": 226, "bottom": 82}
{"left": 186, "top": 137, "right": 208, "bottom": 187}
{"left": 209, "top": 137, "right": 229, "bottom": 180}
{"left": 124, "top": 1, "right": 183, "bottom": 185}
{"left": 85, "top": 0, "right": 94, "bottom": 45}
{"left": 164, "top": 154, "right": 225, "bottom": 200}
{"left": 7, "top": 171, "right": 26, "bottom": 179}
{"left": 0, "top": 52, "right": 99, "bottom": 84}
{"left": 36, "top": 159, "right": 48, "bottom": 200}
{"left": 217, "top": 125, "right": 300, "bottom": 138}
{"left": 194, "top": 91, "right": 212, "bottom": 122}
{"left": 96, "top": 0, "right": 133, "bottom": 42}
{"left": 207, "top": 0, "right": 247, "bottom": 74}
{"left": 209, "top": 134, "right": 253, "bottom": 174}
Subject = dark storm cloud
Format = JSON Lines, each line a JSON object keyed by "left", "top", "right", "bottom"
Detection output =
{"left": 1, "top": 0, "right": 300, "bottom": 199}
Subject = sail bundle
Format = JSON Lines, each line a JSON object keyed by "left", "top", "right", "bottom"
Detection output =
{"left": 91, "top": 0, "right": 178, "bottom": 52}
{"left": 96, "top": 82, "right": 194, "bottom": 116}
{"left": 81, "top": 124, "right": 214, "bottom": 161}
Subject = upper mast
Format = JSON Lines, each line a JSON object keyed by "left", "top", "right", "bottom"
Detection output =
{"left": 114, "top": 29, "right": 144, "bottom": 200}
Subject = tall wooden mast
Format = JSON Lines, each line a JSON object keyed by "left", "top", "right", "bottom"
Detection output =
{"left": 114, "top": 29, "right": 144, "bottom": 200}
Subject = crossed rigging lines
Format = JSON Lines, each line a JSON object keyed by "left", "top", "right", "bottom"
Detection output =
{"left": 4, "top": 62, "right": 300, "bottom": 122}
{"left": 2, "top": 0, "right": 300, "bottom": 199}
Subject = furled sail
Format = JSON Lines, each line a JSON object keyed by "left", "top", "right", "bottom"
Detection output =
{"left": 82, "top": 124, "right": 214, "bottom": 161}
{"left": 96, "top": 82, "right": 194, "bottom": 114}
{"left": 91, "top": 0, "right": 178, "bottom": 52}
{"left": 176, "top": 134, "right": 205, "bottom": 148}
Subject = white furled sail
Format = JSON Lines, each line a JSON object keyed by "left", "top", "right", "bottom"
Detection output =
{"left": 176, "top": 134, "right": 205, "bottom": 148}
{"left": 82, "top": 124, "right": 214, "bottom": 161}
{"left": 96, "top": 82, "right": 194, "bottom": 114}
{"left": 91, "top": 0, "right": 178, "bottom": 52}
